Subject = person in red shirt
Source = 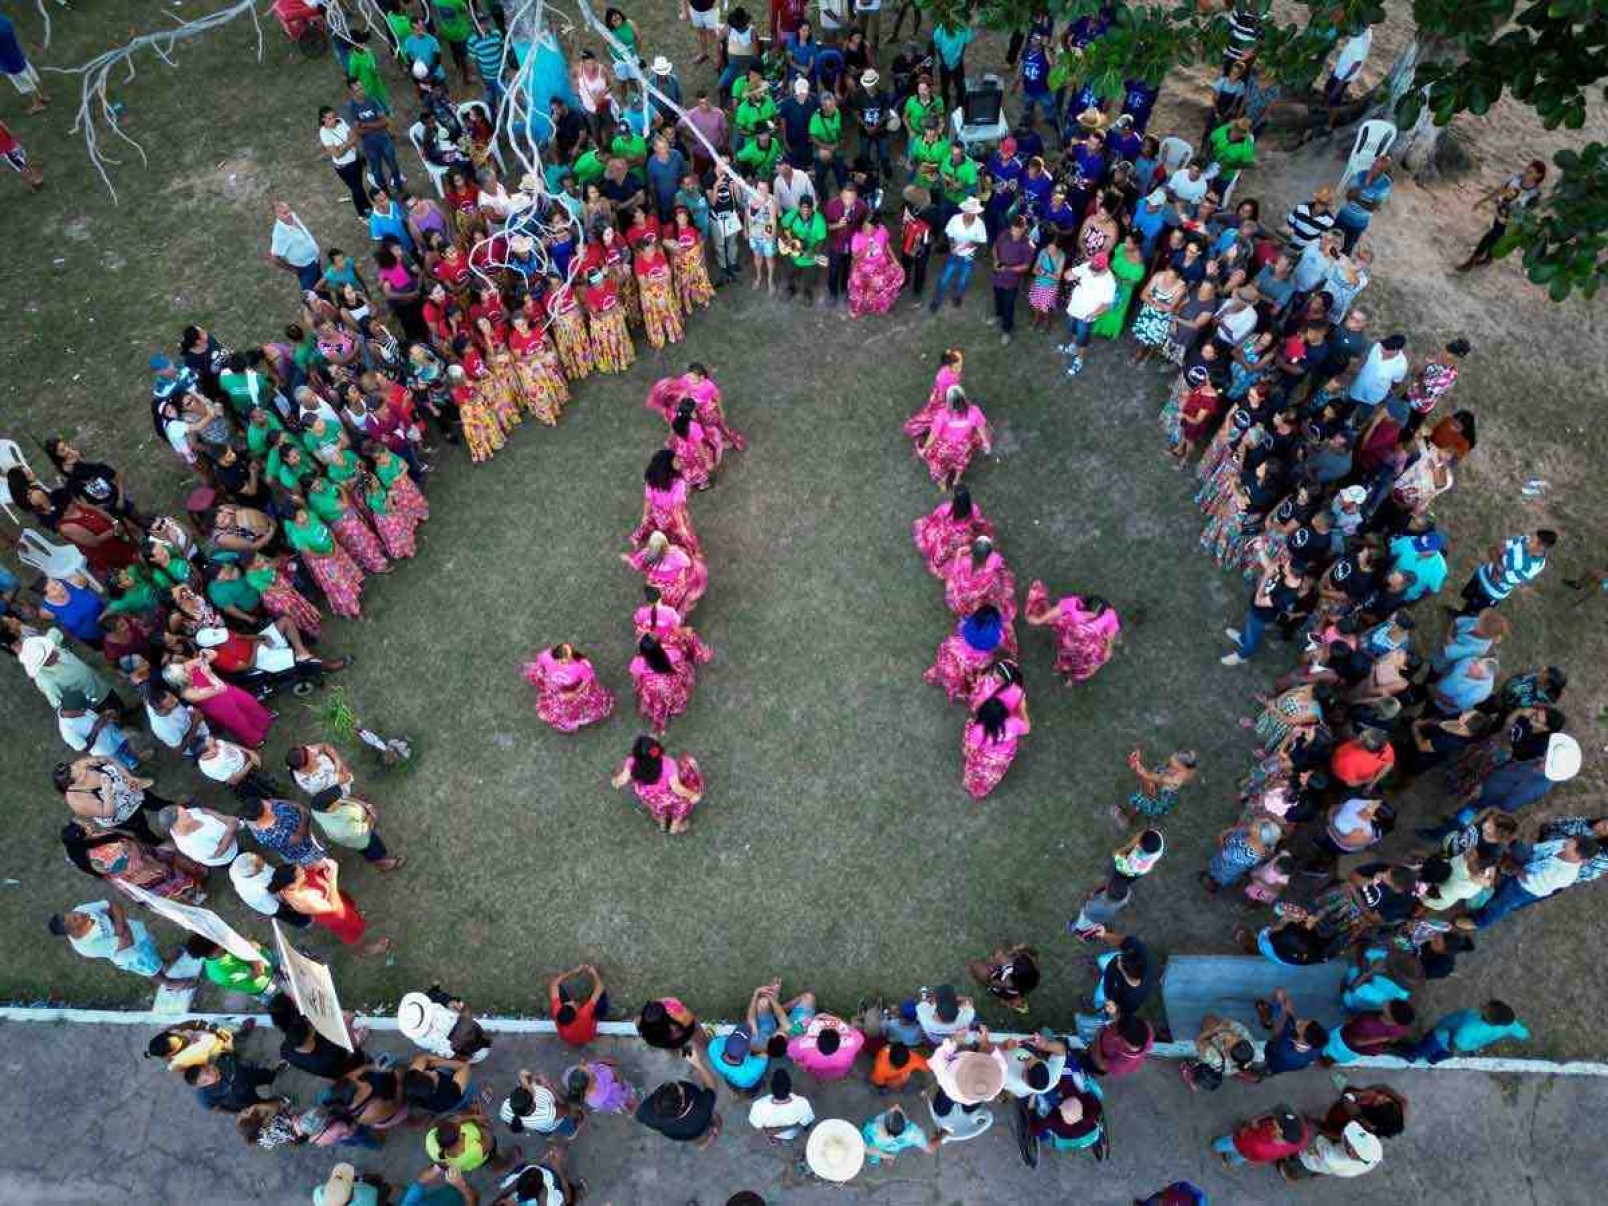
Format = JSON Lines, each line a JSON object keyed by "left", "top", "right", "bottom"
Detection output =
{"left": 0, "top": 119, "right": 43, "bottom": 190}
{"left": 771, "top": 0, "right": 807, "bottom": 40}
{"left": 1331, "top": 727, "right": 1396, "bottom": 789}
{"left": 1086, "top": 1013, "right": 1153, "bottom": 1080}
{"left": 1212, "top": 1105, "right": 1311, "bottom": 1166}
{"left": 548, "top": 963, "right": 608, "bottom": 1046}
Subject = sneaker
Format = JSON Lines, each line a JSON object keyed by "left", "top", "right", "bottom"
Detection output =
{"left": 1000, "top": 333, "right": 1013, "bottom": 346}
{"left": 1064, "top": 357, "right": 1084, "bottom": 378}
{"left": 984, "top": 316, "right": 997, "bottom": 327}
{"left": 1053, "top": 342, "right": 1074, "bottom": 353}
{"left": 1224, "top": 627, "right": 1242, "bottom": 643}
{"left": 1220, "top": 652, "right": 1246, "bottom": 666}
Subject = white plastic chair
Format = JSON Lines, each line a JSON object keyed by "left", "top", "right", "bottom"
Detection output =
{"left": 1337, "top": 119, "right": 1397, "bottom": 193}
{"left": 407, "top": 122, "right": 450, "bottom": 197}
{"left": 17, "top": 528, "right": 100, "bottom": 590}
{"left": 456, "top": 100, "right": 505, "bottom": 172}
{"left": 0, "top": 439, "right": 33, "bottom": 524}
{"left": 1158, "top": 136, "right": 1194, "bottom": 177}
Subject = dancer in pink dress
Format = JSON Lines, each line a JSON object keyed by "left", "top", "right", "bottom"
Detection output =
{"left": 943, "top": 536, "right": 1017, "bottom": 621}
{"left": 628, "top": 633, "right": 699, "bottom": 733}
{"left": 171, "top": 653, "right": 275, "bottom": 747}
{"left": 681, "top": 363, "right": 745, "bottom": 454}
{"left": 622, "top": 531, "right": 709, "bottom": 615}
{"left": 611, "top": 735, "right": 704, "bottom": 835}
{"left": 912, "top": 484, "right": 996, "bottom": 579}
{"left": 665, "top": 398, "right": 721, "bottom": 491}
{"left": 924, "top": 604, "right": 1014, "bottom": 703}
{"left": 632, "top": 451, "right": 700, "bottom": 555}
{"left": 903, "top": 348, "right": 964, "bottom": 443}
{"left": 847, "top": 214, "right": 906, "bottom": 317}
{"left": 634, "top": 588, "right": 714, "bottom": 667}
{"left": 962, "top": 663, "right": 1031, "bottom": 799}
{"left": 918, "top": 386, "right": 992, "bottom": 489}
{"left": 522, "top": 643, "right": 615, "bottom": 732}
{"left": 1025, "top": 581, "right": 1122, "bottom": 684}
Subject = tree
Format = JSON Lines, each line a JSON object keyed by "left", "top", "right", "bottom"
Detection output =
{"left": 1497, "top": 143, "right": 1607, "bottom": 302}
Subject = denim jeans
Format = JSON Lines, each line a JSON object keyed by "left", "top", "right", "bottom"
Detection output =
{"left": 1473, "top": 875, "right": 1542, "bottom": 928}
{"left": 1062, "top": 315, "right": 1094, "bottom": 350}
{"left": 295, "top": 260, "right": 323, "bottom": 291}
{"left": 361, "top": 136, "right": 405, "bottom": 191}
{"left": 929, "top": 254, "right": 974, "bottom": 308}
{"left": 992, "top": 285, "right": 1019, "bottom": 333}
{"left": 1234, "top": 608, "right": 1271, "bottom": 658}
{"left": 1212, "top": 1134, "right": 1248, "bottom": 1165}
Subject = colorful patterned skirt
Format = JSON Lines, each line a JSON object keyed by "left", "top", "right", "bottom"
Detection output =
{"left": 632, "top": 502, "right": 700, "bottom": 557}
{"left": 550, "top": 308, "right": 594, "bottom": 380}
{"left": 638, "top": 274, "right": 685, "bottom": 348}
{"left": 919, "top": 429, "right": 981, "bottom": 485}
{"left": 481, "top": 355, "right": 525, "bottom": 433}
{"left": 614, "top": 269, "right": 643, "bottom": 329}
{"left": 913, "top": 511, "right": 993, "bottom": 578}
{"left": 302, "top": 544, "right": 365, "bottom": 619}
{"left": 261, "top": 568, "right": 323, "bottom": 640}
{"left": 963, "top": 732, "right": 1020, "bottom": 799}
{"left": 924, "top": 634, "right": 1001, "bottom": 703}
{"left": 389, "top": 474, "right": 430, "bottom": 525}
{"left": 590, "top": 309, "right": 636, "bottom": 374}
{"left": 461, "top": 397, "right": 506, "bottom": 463}
{"left": 670, "top": 434, "right": 717, "bottom": 490}
{"left": 1131, "top": 304, "right": 1172, "bottom": 347}
{"left": 634, "top": 663, "right": 697, "bottom": 733}
{"left": 633, "top": 755, "right": 703, "bottom": 827}
{"left": 669, "top": 244, "right": 715, "bottom": 312}
{"left": 1159, "top": 376, "right": 1187, "bottom": 450}
{"left": 523, "top": 664, "right": 615, "bottom": 733}
{"left": 848, "top": 248, "right": 905, "bottom": 317}
{"left": 1027, "top": 277, "right": 1061, "bottom": 314}
{"left": 653, "top": 559, "right": 709, "bottom": 615}
{"left": 331, "top": 513, "right": 391, "bottom": 574}
{"left": 368, "top": 506, "right": 417, "bottom": 561}
{"left": 511, "top": 351, "right": 566, "bottom": 426}
{"left": 945, "top": 566, "right": 1017, "bottom": 622}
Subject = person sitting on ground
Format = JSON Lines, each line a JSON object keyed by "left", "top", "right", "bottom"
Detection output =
{"left": 747, "top": 1067, "right": 814, "bottom": 1143}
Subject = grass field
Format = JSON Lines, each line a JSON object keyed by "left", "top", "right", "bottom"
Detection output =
{"left": 1, "top": 2, "right": 1606, "bottom": 1058}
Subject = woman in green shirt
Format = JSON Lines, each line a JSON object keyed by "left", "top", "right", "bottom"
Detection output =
{"left": 306, "top": 477, "right": 393, "bottom": 575}
{"left": 286, "top": 505, "right": 366, "bottom": 619}
{"left": 603, "top": 7, "right": 640, "bottom": 78}
{"left": 1092, "top": 231, "right": 1148, "bottom": 341}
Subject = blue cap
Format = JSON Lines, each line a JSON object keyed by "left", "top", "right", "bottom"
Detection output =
{"left": 149, "top": 354, "right": 172, "bottom": 370}
{"left": 898, "top": 999, "right": 919, "bottom": 1022}
{"left": 1413, "top": 532, "right": 1447, "bottom": 553}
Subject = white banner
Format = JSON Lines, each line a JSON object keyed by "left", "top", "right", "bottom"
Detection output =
{"left": 272, "top": 921, "right": 354, "bottom": 1051}
{"left": 119, "top": 881, "right": 263, "bottom": 964}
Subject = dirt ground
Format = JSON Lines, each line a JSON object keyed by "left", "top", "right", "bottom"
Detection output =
{"left": 0, "top": 3, "right": 1603, "bottom": 1057}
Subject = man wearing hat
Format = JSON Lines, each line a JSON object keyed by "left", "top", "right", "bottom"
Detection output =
{"left": 928, "top": 195, "right": 987, "bottom": 312}
{"left": 907, "top": 112, "right": 949, "bottom": 179}
{"left": 929, "top": 1032, "right": 1006, "bottom": 1105}
{"left": 648, "top": 55, "right": 683, "bottom": 118}
{"left": 1285, "top": 1118, "right": 1382, "bottom": 1179}
{"left": 313, "top": 1163, "right": 391, "bottom": 1206}
{"left": 21, "top": 628, "right": 121, "bottom": 716}
{"left": 709, "top": 1025, "right": 770, "bottom": 1094}
{"left": 1213, "top": 1105, "right": 1312, "bottom": 1168}
{"left": 1058, "top": 250, "right": 1116, "bottom": 376}
{"left": 848, "top": 70, "right": 893, "bottom": 174}
{"left": 735, "top": 122, "right": 782, "bottom": 180}
{"left": 899, "top": 183, "right": 936, "bottom": 298}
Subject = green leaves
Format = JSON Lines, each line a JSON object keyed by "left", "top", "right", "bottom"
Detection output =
{"left": 1498, "top": 142, "right": 1608, "bottom": 303}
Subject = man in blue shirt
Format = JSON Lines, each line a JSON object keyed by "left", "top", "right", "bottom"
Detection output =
{"left": 1460, "top": 529, "right": 1556, "bottom": 613}
{"left": 403, "top": 16, "right": 445, "bottom": 82}
{"left": 709, "top": 1025, "right": 769, "bottom": 1093}
{"left": 1014, "top": 34, "right": 1058, "bottom": 141}
{"left": 1336, "top": 153, "right": 1393, "bottom": 252}
{"left": 344, "top": 79, "right": 405, "bottom": 192}
{"left": 1401, "top": 1001, "right": 1529, "bottom": 1064}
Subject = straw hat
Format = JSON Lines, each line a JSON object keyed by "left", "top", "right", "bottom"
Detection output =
{"left": 805, "top": 1119, "right": 866, "bottom": 1182}
{"left": 1075, "top": 106, "right": 1108, "bottom": 132}
{"left": 1545, "top": 732, "right": 1582, "bottom": 782}
{"left": 397, "top": 992, "right": 456, "bottom": 1048}
{"left": 948, "top": 1051, "right": 1006, "bottom": 1103}
{"left": 860, "top": 69, "right": 880, "bottom": 87}
{"left": 318, "top": 1164, "right": 356, "bottom": 1206}
{"left": 18, "top": 636, "right": 54, "bottom": 677}
{"left": 519, "top": 170, "right": 543, "bottom": 193}
{"left": 959, "top": 197, "right": 983, "bottom": 215}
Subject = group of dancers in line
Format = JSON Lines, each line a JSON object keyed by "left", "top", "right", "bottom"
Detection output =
{"left": 520, "top": 364, "right": 745, "bottom": 834}
{"left": 906, "top": 349, "right": 1125, "bottom": 799}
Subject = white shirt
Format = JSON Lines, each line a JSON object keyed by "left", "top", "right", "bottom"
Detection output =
{"left": 230, "top": 857, "right": 281, "bottom": 915}
{"left": 916, "top": 1000, "right": 975, "bottom": 1043}
{"left": 1299, "top": 1134, "right": 1380, "bottom": 1178}
{"left": 943, "top": 214, "right": 988, "bottom": 259}
{"left": 1167, "top": 169, "right": 1209, "bottom": 206}
{"left": 198, "top": 741, "right": 249, "bottom": 784}
{"left": 1215, "top": 299, "right": 1257, "bottom": 343}
{"left": 146, "top": 700, "right": 203, "bottom": 750}
{"left": 772, "top": 168, "right": 816, "bottom": 214}
{"left": 58, "top": 711, "right": 129, "bottom": 758}
{"left": 270, "top": 215, "right": 319, "bottom": 267}
{"left": 1001, "top": 1046, "right": 1067, "bottom": 1098}
{"left": 293, "top": 751, "right": 348, "bottom": 796}
{"left": 319, "top": 120, "right": 358, "bottom": 167}
{"left": 748, "top": 1095, "right": 815, "bottom": 1131}
{"left": 1348, "top": 342, "right": 1408, "bottom": 405}
{"left": 1064, "top": 264, "right": 1117, "bottom": 321}
{"left": 1518, "top": 840, "right": 1583, "bottom": 897}
{"left": 173, "top": 809, "right": 239, "bottom": 867}
{"left": 1333, "top": 28, "right": 1372, "bottom": 81}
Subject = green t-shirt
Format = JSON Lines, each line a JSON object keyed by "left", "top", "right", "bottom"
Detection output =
{"left": 1209, "top": 124, "right": 1257, "bottom": 170}
{"left": 904, "top": 94, "right": 943, "bottom": 135}
{"left": 910, "top": 134, "right": 951, "bottom": 171}
{"left": 347, "top": 46, "right": 388, "bottom": 108}
{"left": 207, "top": 573, "right": 262, "bottom": 614}
{"left": 782, "top": 209, "right": 826, "bottom": 264}
{"left": 218, "top": 370, "right": 267, "bottom": 415}
{"left": 204, "top": 951, "right": 274, "bottom": 994}
{"left": 245, "top": 411, "right": 285, "bottom": 460}
{"left": 940, "top": 156, "right": 979, "bottom": 203}
{"left": 571, "top": 148, "right": 606, "bottom": 188}
{"left": 809, "top": 109, "right": 843, "bottom": 147}
{"left": 735, "top": 137, "right": 781, "bottom": 179}
{"left": 735, "top": 97, "right": 777, "bottom": 137}
{"left": 432, "top": 0, "right": 472, "bottom": 42}
{"left": 611, "top": 133, "right": 648, "bottom": 164}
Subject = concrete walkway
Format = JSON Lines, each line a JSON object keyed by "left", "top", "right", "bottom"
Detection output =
{"left": 1, "top": 1019, "right": 1602, "bottom": 1205}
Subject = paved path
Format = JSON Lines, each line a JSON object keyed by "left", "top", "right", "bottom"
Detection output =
{"left": 1, "top": 1020, "right": 1600, "bottom": 1205}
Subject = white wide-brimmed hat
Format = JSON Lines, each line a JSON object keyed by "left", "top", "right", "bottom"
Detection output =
{"left": 397, "top": 992, "right": 457, "bottom": 1048}
{"left": 805, "top": 1118, "right": 866, "bottom": 1182}
{"left": 651, "top": 55, "right": 674, "bottom": 76}
{"left": 959, "top": 197, "right": 983, "bottom": 215}
{"left": 1545, "top": 732, "right": 1582, "bottom": 782}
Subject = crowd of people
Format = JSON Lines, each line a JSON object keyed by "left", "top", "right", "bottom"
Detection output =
{"left": 2, "top": 0, "right": 1596, "bottom": 1200}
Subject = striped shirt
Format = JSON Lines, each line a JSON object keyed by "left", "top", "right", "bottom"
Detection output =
{"left": 1285, "top": 202, "right": 1335, "bottom": 252}
{"left": 1476, "top": 535, "right": 1546, "bottom": 600}
{"left": 467, "top": 30, "right": 505, "bottom": 85}
{"left": 1225, "top": 8, "right": 1261, "bottom": 60}
{"left": 1541, "top": 818, "right": 1608, "bottom": 882}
